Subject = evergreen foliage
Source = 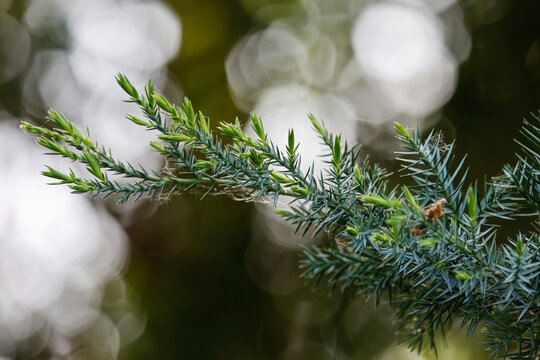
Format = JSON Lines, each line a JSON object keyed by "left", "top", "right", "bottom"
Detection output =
{"left": 21, "top": 75, "right": 540, "bottom": 359}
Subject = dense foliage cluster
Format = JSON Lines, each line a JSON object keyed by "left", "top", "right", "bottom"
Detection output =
{"left": 22, "top": 75, "right": 540, "bottom": 359}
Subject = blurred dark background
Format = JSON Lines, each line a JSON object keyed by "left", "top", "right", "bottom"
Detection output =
{"left": 0, "top": 0, "right": 539, "bottom": 359}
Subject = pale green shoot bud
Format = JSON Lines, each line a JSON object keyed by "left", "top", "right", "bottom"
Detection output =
{"left": 346, "top": 226, "right": 360, "bottom": 236}
{"left": 419, "top": 238, "right": 439, "bottom": 247}
{"left": 83, "top": 151, "right": 104, "bottom": 181}
{"left": 291, "top": 186, "right": 309, "bottom": 196}
{"left": 456, "top": 272, "right": 472, "bottom": 281}
{"left": 193, "top": 160, "right": 215, "bottom": 169}
{"left": 41, "top": 166, "right": 72, "bottom": 183}
{"left": 354, "top": 166, "right": 363, "bottom": 184}
{"left": 158, "top": 134, "right": 194, "bottom": 142}
{"left": 402, "top": 186, "right": 420, "bottom": 212}
{"left": 198, "top": 111, "right": 210, "bottom": 134}
{"left": 276, "top": 209, "right": 293, "bottom": 217}
{"left": 116, "top": 73, "right": 138, "bottom": 98}
{"left": 68, "top": 182, "right": 95, "bottom": 193}
{"left": 153, "top": 94, "right": 174, "bottom": 113}
{"left": 332, "top": 136, "right": 341, "bottom": 169}
{"left": 371, "top": 232, "right": 392, "bottom": 244}
{"left": 394, "top": 122, "right": 410, "bottom": 139}
{"left": 250, "top": 114, "right": 266, "bottom": 141}
{"left": 150, "top": 141, "right": 167, "bottom": 153}
{"left": 467, "top": 187, "right": 477, "bottom": 226}
{"left": 126, "top": 115, "right": 151, "bottom": 127}
{"left": 308, "top": 114, "right": 328, "bottom": 138}
{"left": 270, "top": 171, "right": 294, "bottom": 184}
{"left": 362, "top": 194, "right": 392, "bottom": 208}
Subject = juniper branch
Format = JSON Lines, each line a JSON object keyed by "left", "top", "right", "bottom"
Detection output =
{"left": 22, "top": 74, "right": 540, "bottom": 359}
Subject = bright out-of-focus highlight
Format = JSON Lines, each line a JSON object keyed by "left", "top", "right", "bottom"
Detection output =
{"left": 0, "top": 0, "right": 181, "bottom": 357}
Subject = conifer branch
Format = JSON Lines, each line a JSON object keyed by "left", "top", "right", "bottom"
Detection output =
{"left": 22, "top": 75, "right": 540, "bottom": 359}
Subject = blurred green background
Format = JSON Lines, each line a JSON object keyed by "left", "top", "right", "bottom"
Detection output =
{"left": 1, "top": 0, "right": 540, "bottom": 359}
